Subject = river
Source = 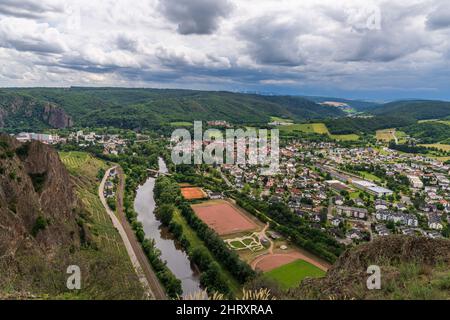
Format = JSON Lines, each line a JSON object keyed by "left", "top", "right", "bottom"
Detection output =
{"left": 133, "top": 158, "right": 202, "bottom": 296}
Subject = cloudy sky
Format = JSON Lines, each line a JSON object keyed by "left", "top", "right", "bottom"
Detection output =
{"left": 1, "top": 0, "right": 450, "bottom": 100}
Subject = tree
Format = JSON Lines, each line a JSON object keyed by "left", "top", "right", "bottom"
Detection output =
{"left": 157, "top": 204, "right": 175, "bottom": 226}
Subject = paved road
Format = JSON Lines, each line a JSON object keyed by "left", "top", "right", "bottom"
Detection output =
{"left": 99, "top": 167, "right": 166, "bottom": 300}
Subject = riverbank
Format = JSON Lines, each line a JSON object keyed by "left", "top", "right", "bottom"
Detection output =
{"left": 134, "top": 158, "right": 202, "bottom": 296}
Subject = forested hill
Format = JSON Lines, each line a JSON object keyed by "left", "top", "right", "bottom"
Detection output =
{"left": 371, "top": 100, "right": 450, "bottom": 120}
{"left": 326, "top": 100, "right": 450, "bottom": 135}
{"left": 301, "top": 96, "right": 381, "bottom": 111}
{"left": 0, "top": 88, "right": 344, "bottom": 131}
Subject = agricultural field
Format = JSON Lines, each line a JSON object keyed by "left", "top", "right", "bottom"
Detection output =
{"left": 270, "top": 116, "right": 293, "bottom": 123}
{"left": 59, "top": 151, "right": 144, "bottom": 298}
{"left": 329, "top": 133, "right": 360, "bottom": 141}
{"left": 264, "top": 259, "right": 326, "bottom": 290}
{"left": 376, "top": 128, "right": 397, "bottom": 141}
{"left": 170, "top": 121, "right": 193, "bottom": 127}
{"left": 60, "top": 151, "right": 106, "bottom": 177}
{"left": 192, "top": 200, "right": 259, "bottom": 236}
{"left": 420, "top": 144, "right": 450, "bottom": 152}
{"left": 280, "top": 123, "right": 359, "bottom": 141}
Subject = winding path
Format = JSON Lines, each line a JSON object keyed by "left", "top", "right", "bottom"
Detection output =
{"left": 99, "top": 166, "right": 167, "bottom": 300}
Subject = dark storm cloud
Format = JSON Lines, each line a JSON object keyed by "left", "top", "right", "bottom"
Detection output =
{"left": 0, "top": 38, "right": 64, "bottom": 54}
{"left": 0, "top": 0, "right": 63, "bottom": 19}
{"left": 158, "top": 0, "right": 233, "bottom": 35}
{"left": 427, "top": 4, "right": 450, "bottom": 30}
{"left": 238, "top": 16, "right": 306, "bottom": 66}
{"left": 116, "top": 34, "right": 139, "bottom": 52}
{"left": 343, "top": 31, "right": 425, "bottom": 63}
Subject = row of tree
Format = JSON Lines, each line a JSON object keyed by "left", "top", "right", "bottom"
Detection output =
{"left": 119, "top": 141, "right": 183, "bottom": 299}
{"left": 154, "top": 176, "right": 256, "bottom": 295}
{"left": 231, "top": 192, "right": 344, "bottom": 263}
{"left": 157, "top": 202, "right": 234, "bottom": 295}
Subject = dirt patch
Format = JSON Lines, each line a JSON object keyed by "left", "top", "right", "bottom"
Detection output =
{"left": 252, "top": 252, "right": 329, "bottom": 272}
{"left": 192, "top": 200, "right": 258, "bottom": 236}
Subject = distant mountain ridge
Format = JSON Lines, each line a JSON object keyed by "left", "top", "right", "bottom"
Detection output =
{"left": 0, "top": 88, "right": 343, "bottom": 131}
{"left": 371, "top": 100, "right": 450, "bottom": 120}
{"left": 0, "top": 90, "right": 73, "bottom": 131}
{"left": 301, "top": 96, "right": 381, "bottom": 111}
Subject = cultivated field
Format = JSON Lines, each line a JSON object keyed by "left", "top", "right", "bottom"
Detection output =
{"left": 420, "top": 143, "right": 450, "bottom": 152}
{"left": 264, "top": 259, "right": 326, "bottom": 290}
{"left": 59, "top": 151, "right": 144, "bottom": 298}
{"left": 376, "top": 128, "right": 396, "bottom": 141}
{"left": 280, "top": 122, "right": 359, "bottom": 141}
{"left": 170, "top": 121, "right": 193, "bottom": 127}
{"left": 270, "top": 116, "right": 293, "bottom": 123}
{"left": 180, "top": 186, "right": 207, "bottom": 200}
{"left": 192, "top": 200, "right": 259, "bottom": 236}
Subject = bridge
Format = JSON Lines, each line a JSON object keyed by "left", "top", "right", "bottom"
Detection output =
{"left": 147, "top": 169, "right": 171, "bottom": 177}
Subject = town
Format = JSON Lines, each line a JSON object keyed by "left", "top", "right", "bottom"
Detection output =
{"left": 220, "top": 139, "right": 450, "bottom": 244}
{"left": 14, "top": 126, "right": 450, "bottom": 247}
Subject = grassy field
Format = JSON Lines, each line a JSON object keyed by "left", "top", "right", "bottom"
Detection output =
{"left": 59, "top": 151, "right": 144, "bottom": 299}
{"left": 376, "top": 129, "right": 408, "bottom": 143}
{"left": 420, "top": 144, "right": 450, "bottom": 152}
{"left": 270, "top": 116, "right": 293, "bottom": 123}
{"left": 172, "top": 209, "right": 242, "bottom": 295}
{"left": 265, "top": 259, "right": 326, "bottom": 290}
{"left": 280, "top": 122, "right": 359, "bottom": 141}
{"left": 60, "top": 151, "right": 104, "bottom": 176}
{"left": 359, "top": 171, "right": 382, "bottom": 182}
{"left": 376, "top": 129, "right": 396, "bottom": 141}
{"left": 419, "top": 119, "right": 450, "bottom": 126}
{"left": 330, "top": 133, "right": 360, "bottom": 141}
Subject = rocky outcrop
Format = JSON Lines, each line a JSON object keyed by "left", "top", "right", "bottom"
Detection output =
{"left": 42, "top": 103, "right": 73, "bottom": 129}
{"left": 287, "top": 236, "right": 450, "bottom": 299}
{"left": 0, "top": 135, "right": 83, "bottom": 274}
{"left": 0, "top": 93, "right": 73, "bottom": 129}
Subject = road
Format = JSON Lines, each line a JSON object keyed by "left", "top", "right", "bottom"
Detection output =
{"left": 99, "top": 166, "right": 167, "bottom": 300}
{"left": 218, "top": 168, "right": 233, "bottom": 188}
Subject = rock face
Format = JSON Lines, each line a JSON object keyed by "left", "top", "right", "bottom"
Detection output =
{"left": 287, "top": 236, "right": 450, "bottom": 300}
{"left": 0, "top": 135, "right": 84, "bottom": 287}
{"left": 0, "top": 93, "right": 73, "bottom": 129}
{"left": 42, "top": 103, "right": 73, "bottom": 129}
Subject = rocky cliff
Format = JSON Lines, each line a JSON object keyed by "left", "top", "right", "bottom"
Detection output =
{"left": 0, "top": 135, "right": 85, "bottom": 293}
{"left": 0, "top": 92, "right": 73, "bottom": 129}
{"left": 287, "top": 236, "right": 450, "bottom": 300}
{"left": 42, "top": 103, "right": 74, "bottom": 129}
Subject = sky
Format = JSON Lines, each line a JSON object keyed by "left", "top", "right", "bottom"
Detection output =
{"left": 1, "top": 0, "right": 450, "bottom": 101}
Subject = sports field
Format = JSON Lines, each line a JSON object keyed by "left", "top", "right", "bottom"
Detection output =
{"left": 180, "top": 186, "right": 207, "bottom": 200}
{"left": 265, "top": 259, "right": 326, "bottom": 290}
{"left": 192, "top": 200, "right": 258, "bottom": 236}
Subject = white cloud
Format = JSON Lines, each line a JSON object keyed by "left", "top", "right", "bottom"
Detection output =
{"left": 0, "top": 0, "right": 448, "bottom": 99}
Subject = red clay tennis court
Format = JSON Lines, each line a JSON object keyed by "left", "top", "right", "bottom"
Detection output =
{"left": 180, "top": 187, "right": 207, "bottom": 200}
{"left": 192, "top": 200, "right": 258, "bottom": 236}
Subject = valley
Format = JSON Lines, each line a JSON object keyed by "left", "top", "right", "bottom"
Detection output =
{"left": 1, "top": 90, "right": 449, "bottom": 301}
